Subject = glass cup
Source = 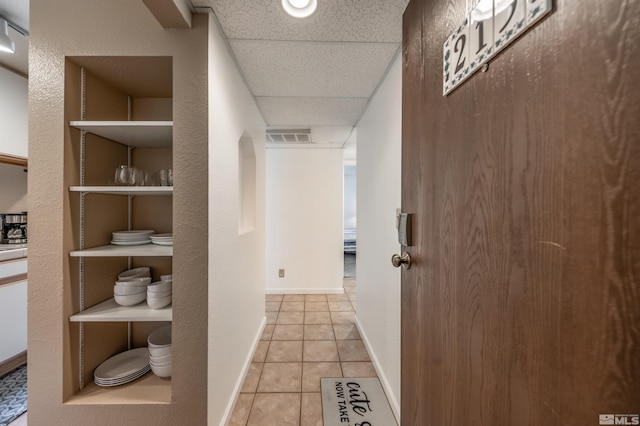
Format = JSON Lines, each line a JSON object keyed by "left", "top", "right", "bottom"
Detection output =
{"left": 132, "top": 168, "right": 148, "bottom": 186}
{"left": 158, "top": 169, "right": 173, "bottom": 186}
{"left": 115, "top": 165, "right": 130, "bottom": 186}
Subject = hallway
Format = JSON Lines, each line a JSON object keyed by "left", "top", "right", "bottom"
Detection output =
{"left": 229, "top": 278, "right": 374, "bottom": 425}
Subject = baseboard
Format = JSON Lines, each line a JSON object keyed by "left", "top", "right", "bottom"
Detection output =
{"left": 355, "top": 318, "right": 400, "bottom": 424}
{"left": 0, "top": 350, "right": 27, "bottom": 377}
{"left": 219, "top": 316, "right": 266, "bottom": 426}
{"left": 265, "top": 288, "right": 344, "bottom": 295}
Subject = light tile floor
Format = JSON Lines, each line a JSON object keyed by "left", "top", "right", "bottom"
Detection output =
{"left": 229, "top": 278, "right": 374, "bottom": 426}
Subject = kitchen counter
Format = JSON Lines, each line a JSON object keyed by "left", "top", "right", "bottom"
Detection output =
{"left": 0, "top": 245, "right": 28, "bottom": 262}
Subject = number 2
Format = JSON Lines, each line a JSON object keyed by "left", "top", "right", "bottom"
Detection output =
{"left": 454, "top": 34, "right": 466, "bottom": 74}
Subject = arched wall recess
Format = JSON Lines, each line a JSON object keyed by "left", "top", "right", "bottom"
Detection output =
{"left": 238, "top": 131, "right": 256, "bottom": 234}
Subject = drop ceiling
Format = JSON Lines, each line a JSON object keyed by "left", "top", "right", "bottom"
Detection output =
{"left": 0, "top": 0, "right": 409, "bottom": 148}
{"left": 194, "top": 0, "right": 409, "bottom": 147}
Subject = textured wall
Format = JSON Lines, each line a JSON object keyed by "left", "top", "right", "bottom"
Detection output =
{"left": 28, "top": 2, "right": 209, "bottom": 424}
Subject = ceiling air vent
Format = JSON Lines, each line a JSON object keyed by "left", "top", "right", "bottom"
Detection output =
{"left": 267, "top": 129, "right": 312, "bottom": 144}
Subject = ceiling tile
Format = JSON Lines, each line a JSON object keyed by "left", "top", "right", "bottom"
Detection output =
{"left": 230, "top": 40, "right": 398, "bottom": 98}
{"left": 257, "top": 97, "right": 368, "bottom": 126}
{"left": 310, "top": 126, "right": 353, "bottom": 144}
{"left": 198, "top": 0, "right": 409, "bottom": 43}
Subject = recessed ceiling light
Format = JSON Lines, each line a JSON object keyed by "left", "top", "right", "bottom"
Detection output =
{"left": 282, "top": 0, "right": 317, "bottom": 18}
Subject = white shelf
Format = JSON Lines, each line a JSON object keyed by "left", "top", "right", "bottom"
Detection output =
{"left": 70, "top": 244, "right": 172, "bottom": 257}
{"left": 69, "top": 298, "right": 172, "bottom": 322}
{"left": 70, "top": 186, "right": 173, "bottom": 196}
{"left": 69, "top": 121, "right": 172, "bottom": 147}
{"left": 66, "top": 373, "right": 171, "bottom": 405}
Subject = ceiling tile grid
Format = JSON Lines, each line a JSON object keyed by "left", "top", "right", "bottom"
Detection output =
{"left": 197, "top": 0, "right": 409, "bottom": 136}
{"left": 230, "top": 39, "right": 399, "bottom": 98}
{"left": 256, "top": 96, "right": 368, "bottom": 126}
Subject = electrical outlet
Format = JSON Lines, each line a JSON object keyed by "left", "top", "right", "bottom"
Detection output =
{"left": 279, "top": 269, "right": 285, "bottom": 278}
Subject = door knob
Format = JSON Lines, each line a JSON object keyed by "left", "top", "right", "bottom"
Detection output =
{"left": 391, "top": 252, "right": 411, "bottom": 269}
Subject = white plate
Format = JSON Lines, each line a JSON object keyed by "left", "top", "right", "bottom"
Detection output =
{"left": 118, "top": 267, "right": 151, "bottom": 280}
{"left": 111, "top": 240, "right": 152, "bottom": 246}
{"left": 112, "top": 230, "right": 155, "bottom": 236}
{"left": 95, "top": 365, "right": 150, "bottom": 383}
{"left": 94, "top": 348, "right": 150, "bottom": 381}
{"left": 151, "top": 241, "right": 173, "bottom": 246}
{"left": 112, "top": 231, "right": 155, "bottom": 241}
{"left": 95, "top": 367, "right": 151, "bottom": 387}
{"left": 150, "top": 233, "right": 172, "bottom": 239}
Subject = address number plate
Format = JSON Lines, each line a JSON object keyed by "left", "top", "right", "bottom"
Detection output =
{"left": 443, "top": 0, "right": 552, "bottom": 95}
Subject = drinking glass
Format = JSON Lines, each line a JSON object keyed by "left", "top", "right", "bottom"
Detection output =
{"left": 115, "top": 165, "right": 130, "bottom": 186}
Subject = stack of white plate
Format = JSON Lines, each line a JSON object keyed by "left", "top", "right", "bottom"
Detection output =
{"left": 150, "top": 233, "right": 173, "bottom": 246}
{"left": 94, "top": 347, "right": 150, "bottom": 387}
{"left": 148, "top": 325, "right": 172, "bottom": 377}
{"left": 114, "top": 267, "right": 152, "bottom": 307}
{"left": 111, "top": 230, "right": 155, "bottom": 246}
{"left": 147, "top": 276, "right": 172, "bottom": 309}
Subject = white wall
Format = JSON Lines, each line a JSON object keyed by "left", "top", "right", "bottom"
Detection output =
{"left": 0, "top": 67, "right": 28, "bottom": 157}
{"left": 207, "top": 14, "right": 267, "bottom": 425}
{"left": 344, "top": 165, "right": 356, "bottom": 229}
{"left": 265, "top": 148, "right": 344, "bottom": 293}
{"left": 355, "top": 52, "right": 402, "bottom": 419}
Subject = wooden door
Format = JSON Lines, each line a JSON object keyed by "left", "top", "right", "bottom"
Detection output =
{"left": 401, "top": 0, "right": 640, "bottom": 425}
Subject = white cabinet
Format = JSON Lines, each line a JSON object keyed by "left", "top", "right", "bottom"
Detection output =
{"left": 0, "top": 67, "right": 28, "bottom": 158}
{"left": 0, "top": 258, "right": 27, "bottom": 365}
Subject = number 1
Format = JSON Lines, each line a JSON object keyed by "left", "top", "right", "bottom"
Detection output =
{"left": 475, "top": 20, "right": 487, "bottom": 54}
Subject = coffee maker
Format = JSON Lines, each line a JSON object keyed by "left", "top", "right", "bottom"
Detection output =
{"left": 1, "top": 212, "right": 27, "bottom": 244}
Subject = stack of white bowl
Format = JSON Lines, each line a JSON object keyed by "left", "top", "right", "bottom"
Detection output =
{"left": 148, "top": 324, "right": 172, "bottom": 377}
{"left": 147, "top": 275, "right": 172, "bottom": 309}
{"left": 114, "top": 267, "right": 151, "bottom": 307}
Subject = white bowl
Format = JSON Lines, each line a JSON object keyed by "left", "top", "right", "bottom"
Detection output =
{"left": 113, "top": 285, "right": 147, "bottom": 296}
{"left": 150, "top": 363, "right": 171, "bottom": 378}
{"left": 115, "top": 277, "right": 151, "bottom": 286}
{"left": 148, "top": 325, "right": 172, "bottom": 347}
{"left": 148, "top": 296, "right": 172, "bottom": 309}
{"left": 118, "top": 267, "right": 151, "bottom": 280}
{"left": 149, "top": 345, "right": 172, "bottom": 357}
{"left": 147, "top": 280, "right": 172, "bottom": 293}
{"left": 149, "top": 352, "right": 172, "bottom": 364}
{"left": 114, "top": 292, "right": 146, "bottom": 306}
{"left": 150, "top": 359, "right": 172, "bottom": 368}
{"left": 147, "top": 289, "right": 172, "bottom": 299}
{"left": 160, "top": 274, "right": 173, "bottom": 281}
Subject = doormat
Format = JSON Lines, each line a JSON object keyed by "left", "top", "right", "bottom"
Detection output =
{"left": 321, "top": 377, "right": 397, "bottom": 426}
{"left": 0, "top": 365, "right": 27, "bottom": 426}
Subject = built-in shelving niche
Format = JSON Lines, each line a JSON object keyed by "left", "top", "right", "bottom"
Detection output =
{"left": 64, "top": 56, "right": 173, "bottom": 404}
